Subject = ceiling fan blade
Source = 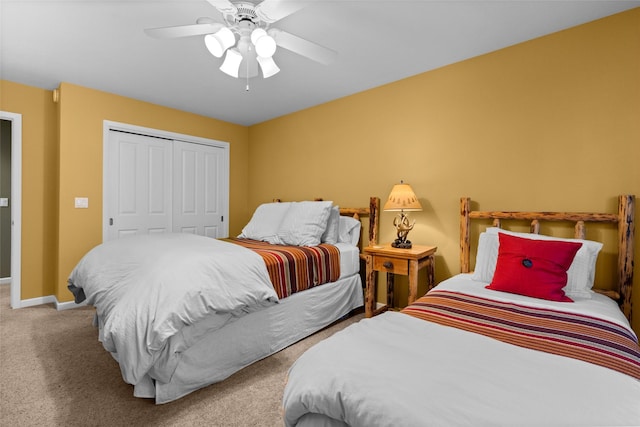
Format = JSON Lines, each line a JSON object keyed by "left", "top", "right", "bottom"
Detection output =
{"left": 145, "top": 22, "right": 224, "bottom": 39}
{"left": 268, "top": 29, "right": 337, "bottom": 65}
{"left": 205, "top": 0, "right": 237, "bottom": 15}
{"left": 255, "top": 0, "right": 309, "bottom": 23}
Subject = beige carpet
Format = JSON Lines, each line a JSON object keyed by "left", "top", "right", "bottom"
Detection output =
{"left": 0, "top": 284, "right": 363, "bottom": 426}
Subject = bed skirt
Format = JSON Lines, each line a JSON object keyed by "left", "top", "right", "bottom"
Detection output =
{"left": 139, "top": 273, "right": 363, "bottom": 403}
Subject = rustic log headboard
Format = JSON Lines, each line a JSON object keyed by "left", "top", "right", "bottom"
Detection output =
{"left": 339, "top": 197, "right": 380, "bottom": 256}
{"left": 460, "top": 195, "right": 635, "bottom": 321}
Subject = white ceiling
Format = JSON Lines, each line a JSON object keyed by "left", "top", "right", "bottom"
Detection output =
{"left": 1, "top": 0, "right": 638, "bottom": 126}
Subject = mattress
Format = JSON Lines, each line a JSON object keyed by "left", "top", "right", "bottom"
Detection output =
{"left": 336, "top": 243, "right": 360, "bottom": 278}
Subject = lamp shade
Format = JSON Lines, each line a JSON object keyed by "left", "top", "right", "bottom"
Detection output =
{"left": 257, "top": 55, "right": 280, "bottom": 78}
{"left": 250, "top": 28, "right": 267, "bottom": 45}
{"left": 256, "top": 34, "right": 277, "bottom": 57}
{"left": 251, "top": 28, "right": 277, "bottom": 58}
{"left": 383, "top": 183, "right": 422, "bottom": 211}
{"left": 204, "top": 27, "right": 235, "bottom": 58}
{"left": 219, "top": 48, "right": 243, "bottom": 77}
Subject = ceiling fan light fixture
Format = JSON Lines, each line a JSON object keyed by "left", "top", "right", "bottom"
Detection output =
{"left": 145, "top": 1, "right": 338, "bottom": 87}
{"left": 204, "top": 26, "right": 235, "bottom": 58}
{"left": 251, "top": 28, "right": 277, "bottom": 58}
{"left": 219, "top": 48, "right": 243, "bottom": 77}
{"left": 256, "top": 35, "right": 277, "bottom": 58}
{"left": 250, "top": 28, "right": 267, "bottom": 45}
{"left": 257, "top": 55, "right": 280, "bottom": 78}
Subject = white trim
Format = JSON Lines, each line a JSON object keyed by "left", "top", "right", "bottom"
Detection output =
{"left": 0, "top": 278, "right": 10, "bottom": 285}
{"left": 56, "top": 299, "right": 87, "bottom": 310}
{"left": 18, "top": 295, "right": 56, "bottom": 308}
{"left": 14, "top": 293, "right": 86, "bottom": 311}
{"left": 102, "top": 120, "right": 230, "bottom": 241}
{"left": 1, "top": 111, "right": 22, "bottom": 309}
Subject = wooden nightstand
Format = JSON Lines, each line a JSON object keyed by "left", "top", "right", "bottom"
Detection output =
{"left": 364, "top": 243, "right": 437, "bottom": 317}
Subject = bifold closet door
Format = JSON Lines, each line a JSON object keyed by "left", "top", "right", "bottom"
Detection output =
{"left": 106, "top": 131, "right": 172, "bottom": 240}
{"left": 172, "top": 140, "right": 225, "bottom": 238}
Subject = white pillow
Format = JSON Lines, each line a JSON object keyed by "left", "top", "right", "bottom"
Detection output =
{"left": 472, "top": 232, "right": 499, "bottom": 283}
{"left": 277, "top": 201, "right": 333, "bottom": 246}
{"left": 321, "top": 206, "right": 340, "bottom": 244}
{"left": 472, "top": 227, "right": 603, "bottom": 299}
{"left": 338, "top": 216, "right": 361, "bottom": 246}
{"left": 238, "top": 202, "right": 291, "bottom": 244}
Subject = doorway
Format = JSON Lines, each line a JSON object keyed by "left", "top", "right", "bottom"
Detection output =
{"left": 1, "top": 120, "right": 11, "bottom": 280}
{"left": 0, "top": 111, "right": 22, "bottom": 309}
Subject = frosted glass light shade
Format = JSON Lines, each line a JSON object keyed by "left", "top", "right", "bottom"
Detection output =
{"left": 250, "top": 28, "right": 267, "bottom": 45}
{"left": 219, "top": 48, "right": 243, "bottom": 77}
{"left": 255, "top": 35, "right": 276, "bottom": 57}
{"left": 257, "top": 56, "right": 280, "bottom": 78}
{"left": 251, "top": 28, "right": 277, "bottom": 58}
{"left": 204, "top": 27, "right": 235, "bottom": 58}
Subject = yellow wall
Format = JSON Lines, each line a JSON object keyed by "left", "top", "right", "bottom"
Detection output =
{"left": 0, "top": 81, "right": 58, "bottom": 299}
{"left": 249, "top": 9, "right": 640, "bottom": 331}
{"left": 55, "top": 83, "right": 250, "bottom": 302}
{"left": 1, "top": 81, "right": 250, "bottom": 303}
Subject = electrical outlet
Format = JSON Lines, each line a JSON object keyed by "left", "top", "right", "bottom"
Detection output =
{"left": 0, "top": 198, "right": 8, "bottom": 207}
{"left": 74, "top": 197, "right": 89, "bottom": 209}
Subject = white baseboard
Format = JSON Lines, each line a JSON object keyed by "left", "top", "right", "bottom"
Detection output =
{"left": 2, "top": 276, "right": 86, "bottom": 310}
{"left": 18, "top": 295, "right": 57, "bottom": 308}
{"left": 57, "top": 299, "right": 87, "bottom": 310}
{"left": 11, "top": 294, "right": 87, "bottom": 310}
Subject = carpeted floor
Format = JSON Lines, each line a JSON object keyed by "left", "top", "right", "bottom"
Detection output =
{"left": 0, "top": 284, "right": 363, "bottom": 426}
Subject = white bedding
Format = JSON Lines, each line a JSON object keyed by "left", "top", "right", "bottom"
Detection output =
{"left": 69, "top": 233, "right": 364, "bottom": 403}
{"left": 151, "top": 273, "right": 363, "bottom": 403}
{"left": 336, "top": 242, "right": 360, "bottom": 278}
{"left": 283, "top": 274, "right": 640, "bottom": 427}
{"left": 68, "top": 233, "right": 278, "bottom": 385}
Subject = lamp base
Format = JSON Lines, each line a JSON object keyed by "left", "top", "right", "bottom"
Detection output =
{"left": 391, "top": 212, "right": 415, "bottom": 249}
{"left": 391, "top": 239, "right": 412, "bottom": 249}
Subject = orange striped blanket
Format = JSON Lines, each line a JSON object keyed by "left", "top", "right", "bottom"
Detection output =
{"left": 402, "top": 290, "right": 640, "bottom": 380}
{"left": 224, "top": 238, "right": 341, "bottom": 299}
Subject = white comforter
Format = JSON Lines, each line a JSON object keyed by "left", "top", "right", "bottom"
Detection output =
{"left": 68, "top": 233, "right": 278, "bottom": 386}
{"left": 283, "top": 275, "right": 640, "bottom": 427}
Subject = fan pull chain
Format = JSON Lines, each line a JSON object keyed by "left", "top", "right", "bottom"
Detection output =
{"left": 245, "top": 55, "right": 250, "bottom": 91}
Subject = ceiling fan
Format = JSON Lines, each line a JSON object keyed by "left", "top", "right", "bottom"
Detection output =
{"left": 144, "top": 0, "right": 337, "bottom": 82}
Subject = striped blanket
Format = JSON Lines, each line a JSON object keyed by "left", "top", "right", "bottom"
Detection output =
{"left": 224, "top": 238, "right": 341, "bottom": 299}
{"left": 402, "top": 290, "right": 640, "bottom": 380}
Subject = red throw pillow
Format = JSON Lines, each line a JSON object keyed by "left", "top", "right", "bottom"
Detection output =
{"left": 486, "top": 233, "right": 582, "bottom": 302}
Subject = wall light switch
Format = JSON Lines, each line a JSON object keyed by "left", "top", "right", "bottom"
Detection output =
{"left": 74, "top": 197, "right": 89, "bottom": 209}
{"left": 0, "top": 198, "right": 8, "bottom": 207}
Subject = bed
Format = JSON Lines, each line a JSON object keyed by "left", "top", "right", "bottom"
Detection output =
{"left": 67, "top": 197, "right": 380, "bottom": 404}
{"left": 282, "top": 195, "right": 640, "bottom": 427}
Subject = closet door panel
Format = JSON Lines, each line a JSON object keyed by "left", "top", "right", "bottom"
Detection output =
{"left": 148, "top": 145, "right": 169, "bottom": 215}
{"left": 106, "top": 131, "right": 172, "bottom": 240}
{"left": 203, "top": 151, "right": 220, "bottom": 216}
{"left": 173, "top": 141, "right": 224, "bottom": 238}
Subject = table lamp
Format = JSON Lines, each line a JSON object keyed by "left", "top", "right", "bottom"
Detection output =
{"left": 383, "top": 181, "right": 422, "bottom": 249}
